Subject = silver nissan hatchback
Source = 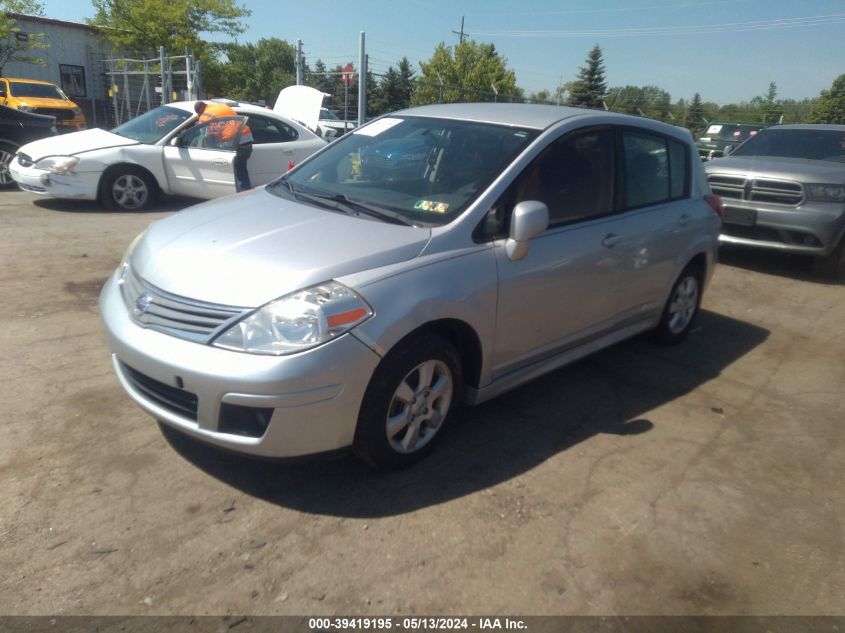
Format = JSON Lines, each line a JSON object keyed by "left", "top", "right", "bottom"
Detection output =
{"left": 100, "top": 104, "right": 722, "bottom": 469}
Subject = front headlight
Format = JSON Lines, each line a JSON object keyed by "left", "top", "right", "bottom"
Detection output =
{"left": 806, "top": 184, "right": 845, "bottom": 203}
{"left": 213, "top": 281, "right": 373, "bottom": 356}
{"left": 34, "top": 156, "right": 79, "bottom": 174}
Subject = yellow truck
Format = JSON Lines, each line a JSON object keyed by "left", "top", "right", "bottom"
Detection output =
{"left": 0, "top": 77, "right": 86, "bottom": 132}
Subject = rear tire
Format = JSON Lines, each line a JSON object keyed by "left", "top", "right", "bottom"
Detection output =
{"left": 813, "top": 236, "right": 845, "bottom": 279}
{"left": 353, "top": 334, "right": 463, "bottom": 470}
{"left": 0, "top": 141, "right": 19, "bottom": 189}
{"left": 100, "top": 166, "right": 157, "bottom": 211}
{"left": 653, "top": 264, "right": 703, "bottom": 345}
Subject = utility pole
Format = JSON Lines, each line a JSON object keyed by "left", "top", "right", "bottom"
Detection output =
{"left": 296, "top": 39, "right": 303, "bottom": 85}
{"left": 358, "top": 31, "right": 366, "bottom": 126}
{"left": 452, "top": 16, "right": 468, "bottom": 44}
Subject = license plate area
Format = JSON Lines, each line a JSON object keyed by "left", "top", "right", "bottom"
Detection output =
{"left": 723, "top": 206, "right": 757, "bottom": 227}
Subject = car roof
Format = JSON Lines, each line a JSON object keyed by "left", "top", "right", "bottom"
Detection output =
{"left": 764, "top": 124, "right": 845, "bottom": 132}
{"left": 5, "top": 78, "right": 58, "bottom": 85}
{"left": 391, "top": 103, "right": 613, "bottom": 130}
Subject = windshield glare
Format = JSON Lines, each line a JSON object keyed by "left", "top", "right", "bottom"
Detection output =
{"left": 271, "top": 115, "right": 538, "bottom": 226}
{"left": 111, "top": 106, "right": 192, "bottom": 144}
{"left": 10, "top": 82, "right": 66, "bottom": 100}
{"left": 731, "top": 128, "right": 845, "bottom": 162}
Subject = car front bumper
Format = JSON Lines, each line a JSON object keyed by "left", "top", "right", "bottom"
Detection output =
{"left": 99, "top": 270, "right": 382, "bottom": 458}
{"left": 9, "top": 157, "right": 99, "bottom": 200}
{"left": 719, "top": 199, "right": 845, "bottom": 256}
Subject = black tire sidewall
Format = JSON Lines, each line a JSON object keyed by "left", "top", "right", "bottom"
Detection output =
{"left": 0, "top": 141, "right": 18, "bottom": 189}
{"left": 101, "top": 167, "right": 156, "bottom": 211}
{"left": 353, "top": 334, "right": 463, "bottom": 470}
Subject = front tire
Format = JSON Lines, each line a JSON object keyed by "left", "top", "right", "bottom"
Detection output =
{"left": 353, "top": 334, "right": 463, "bottom": 469}
{"left": 101, "top": 167, "right": 156, "bottom": 211}
{"left": 653, "top": 265, "right": 703, "bottom": 344}
{"left": 0, "top": 141, "right": 19, "bottom": 189}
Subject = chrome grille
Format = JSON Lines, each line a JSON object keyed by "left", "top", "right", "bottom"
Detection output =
{"left": 32, "top": 107, "right": 73, "bottom": 121}
{"left": 707, "top": 174, "right": 804, "bottom": 206}
{"left": 119, "top": 264, "right": 248, "bottom": 342}
{"left": 120, "top": 361, "right": 198, "bottom": 420}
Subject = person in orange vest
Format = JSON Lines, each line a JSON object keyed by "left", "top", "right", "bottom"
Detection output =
{"left": 194, "top": 101, "right": 254, "bottom": 192}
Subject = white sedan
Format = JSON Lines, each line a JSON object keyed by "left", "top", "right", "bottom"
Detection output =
{"left": 9, "top": 100, "right": 327, "bottom": 210}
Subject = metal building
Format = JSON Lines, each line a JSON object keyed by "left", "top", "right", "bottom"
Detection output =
{"left": 2, "top": 13, "right": 116, "bottom": 127}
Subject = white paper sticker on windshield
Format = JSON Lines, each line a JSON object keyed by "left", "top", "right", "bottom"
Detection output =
{"left": 354, "top": 117, "right": 403, "bottom": 137}
{"left": 706, "top": 124, "right": 723, "bottom": 134}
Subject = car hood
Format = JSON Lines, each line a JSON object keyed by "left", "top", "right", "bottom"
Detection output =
{"left": 274, "top": 85, "right": 327, "bottom": 132}
{"left": 18, "top": 128, "right": 137, "bottom": 160}
{"left": 130, "top": 188, "right": 431, "bottom": 307}
{"left": 704, "top": 155, "right": 845, "bottom": 183}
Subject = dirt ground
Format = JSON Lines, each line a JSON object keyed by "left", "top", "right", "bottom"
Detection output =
{"left": 0, "top": 189, "right": 843, "bottom": 617}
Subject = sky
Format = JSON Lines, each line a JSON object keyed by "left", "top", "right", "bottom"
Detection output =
{"left": 39, "top": 0, "right": 845, "bottom": 105}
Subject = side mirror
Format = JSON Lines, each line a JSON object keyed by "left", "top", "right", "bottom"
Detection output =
{"left": 506, "top": 200, "right": 548, "bottom": 261}
{"left": 722, "top": 144, "right": 734, "bottom": 157}
{"left": 169, "top": 136, "right": 182, "bottom": 147}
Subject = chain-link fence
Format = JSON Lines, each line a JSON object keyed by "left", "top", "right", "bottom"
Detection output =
{"left": 102, "top": 50, "right": 200, "bottom": 128}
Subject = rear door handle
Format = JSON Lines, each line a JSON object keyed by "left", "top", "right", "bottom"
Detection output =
{"left": 602, "top": 233, "right": 623, "bottom": 248}
{"left": 282, "top": 149, "right": 294, "bottom": 155}
{"left": 212, "top": 158, "right": 228, "bottom": 166}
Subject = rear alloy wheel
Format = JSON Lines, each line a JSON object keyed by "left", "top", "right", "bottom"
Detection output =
{"left": 0, "top": 142, "right": 18, "bottom": 188}
{"left": 102, "top": 168, "right": 156, "bottom": 211}
{"left": 813, "top": 237, "right": 845, "bottom": 279}
{"left": 653, "top": 266, "right": 702, "bottom": 344}
{"left": 354, "top": 334, "right": 462, "bottom": 469}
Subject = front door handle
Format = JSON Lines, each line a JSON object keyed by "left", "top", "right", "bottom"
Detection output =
{"left": 212, "top": 158, "right": 228, "bottom": 166}
{"left": 282, "top": 149, "right": 294, "bottom": 155}
{"left": 679, "top": 213, "right": 690, "bottom": 226}
{"left": 602, "top": 233, "right": 623, "bottom": 248}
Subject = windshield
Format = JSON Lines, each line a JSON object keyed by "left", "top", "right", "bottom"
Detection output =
{"left": 111, "top": 106, "right": 192, "bottom": 144}
{"left": 269, "top": 115, "right": 538, "bottom": 226}
{"left": 701, "top": 123, "right": 762, "bottom": 141}
{"left": 10, "top": 81, "right": 67, "bottom": 100}
{"left": 320, "top": 108, "right": 340, "bottom": 120}
{"left": 731, "top": 128, "right": 845, "bottom": 162}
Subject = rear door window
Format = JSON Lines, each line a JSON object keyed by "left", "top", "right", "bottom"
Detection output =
{"left": 622, "top": 130, "right": 689, "bottom": 208}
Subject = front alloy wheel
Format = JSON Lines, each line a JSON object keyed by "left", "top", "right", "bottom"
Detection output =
{"left": 102, "top": 168, "right": 156, "bottom": 211}
{"left": 0, "top": 142, "right": 17, "bottom": 188}
{"left": 386, "top": 359, "right": 453, "bottom": 454}
{"left": 354, "top": 334, "right": 462, "bottom": 469}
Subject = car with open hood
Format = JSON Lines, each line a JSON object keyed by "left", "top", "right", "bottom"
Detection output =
{"left": 9, "top": 98, "right": 326, "bottom": 210}
{"left": 100, "top": 103, "right": 722, "bottom": 468}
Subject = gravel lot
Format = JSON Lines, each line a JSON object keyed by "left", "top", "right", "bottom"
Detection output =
{"left": 0, "top": 189, "right": 843, "bottom": 616}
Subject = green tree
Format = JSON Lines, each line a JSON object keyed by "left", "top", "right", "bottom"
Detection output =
{"left": 88, "top": 0, "right": 249, "bottom": 62}
{"left": 412, "top": 39, "right": 518, "bottom": 106}
{"left": 568, "top": 44, "right": 607, "bottom": 109}
{"left": 1, "top": 0, "right": 48, "bottom": 73}
{"left": 371, "top": 58, "right": 416, "bottom": 115}
{"left": 808, "top": 74, "right": 845, "bottom": 124}
{"left": 762, "top": 81, "right": 783, "bottom": 125}
{"left": 607, "top": 85, "right": 671, "bottom": 121}
{"left": 686, "top": 92, "right": 706, "bottom": 137}
{"left": 214, "top": 38, "right": 295, "bottom": 103}
{"left": 396, "top": 57, "right": 415, "bottom": 108}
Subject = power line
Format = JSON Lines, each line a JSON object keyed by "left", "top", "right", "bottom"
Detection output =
{"left": 452, "top": 16, "right": 469, "bottom": 44}
{"left": 471, "top": 13, "right": 845, "bottom": 38}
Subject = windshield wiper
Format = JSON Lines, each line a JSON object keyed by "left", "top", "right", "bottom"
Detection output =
{"left": 296, "top": 190, "right": 418, "bottom": 226}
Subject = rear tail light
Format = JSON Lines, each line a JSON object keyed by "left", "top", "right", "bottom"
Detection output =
{"left": 705, "top": 193, "right": 724, "bottom": 221}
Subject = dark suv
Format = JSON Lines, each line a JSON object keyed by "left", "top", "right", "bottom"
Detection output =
{"left": 697, "top": 122, "right": 766, "bottom": 160}
{"left": 0, "top": 104, "right": 57, "bottom": 187}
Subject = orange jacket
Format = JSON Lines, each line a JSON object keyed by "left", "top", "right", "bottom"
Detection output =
{"left": 198, "top": 103, "right": 253, "bottom": 144}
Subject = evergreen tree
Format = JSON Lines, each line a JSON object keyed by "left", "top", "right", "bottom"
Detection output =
{"left": 808, "top": 74, "right": 845, "bottom": 124}
{"left": 686, "top": 92, "right": 706, "bottom": 137}
{"left": 568, "top": 44, "right": 607, "bottom": 109}
{"left": 396, "top": 57, "right": 415, "bottom": 109}
{"left": 762, "top": 81, "right": 783, "bottom": 125}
